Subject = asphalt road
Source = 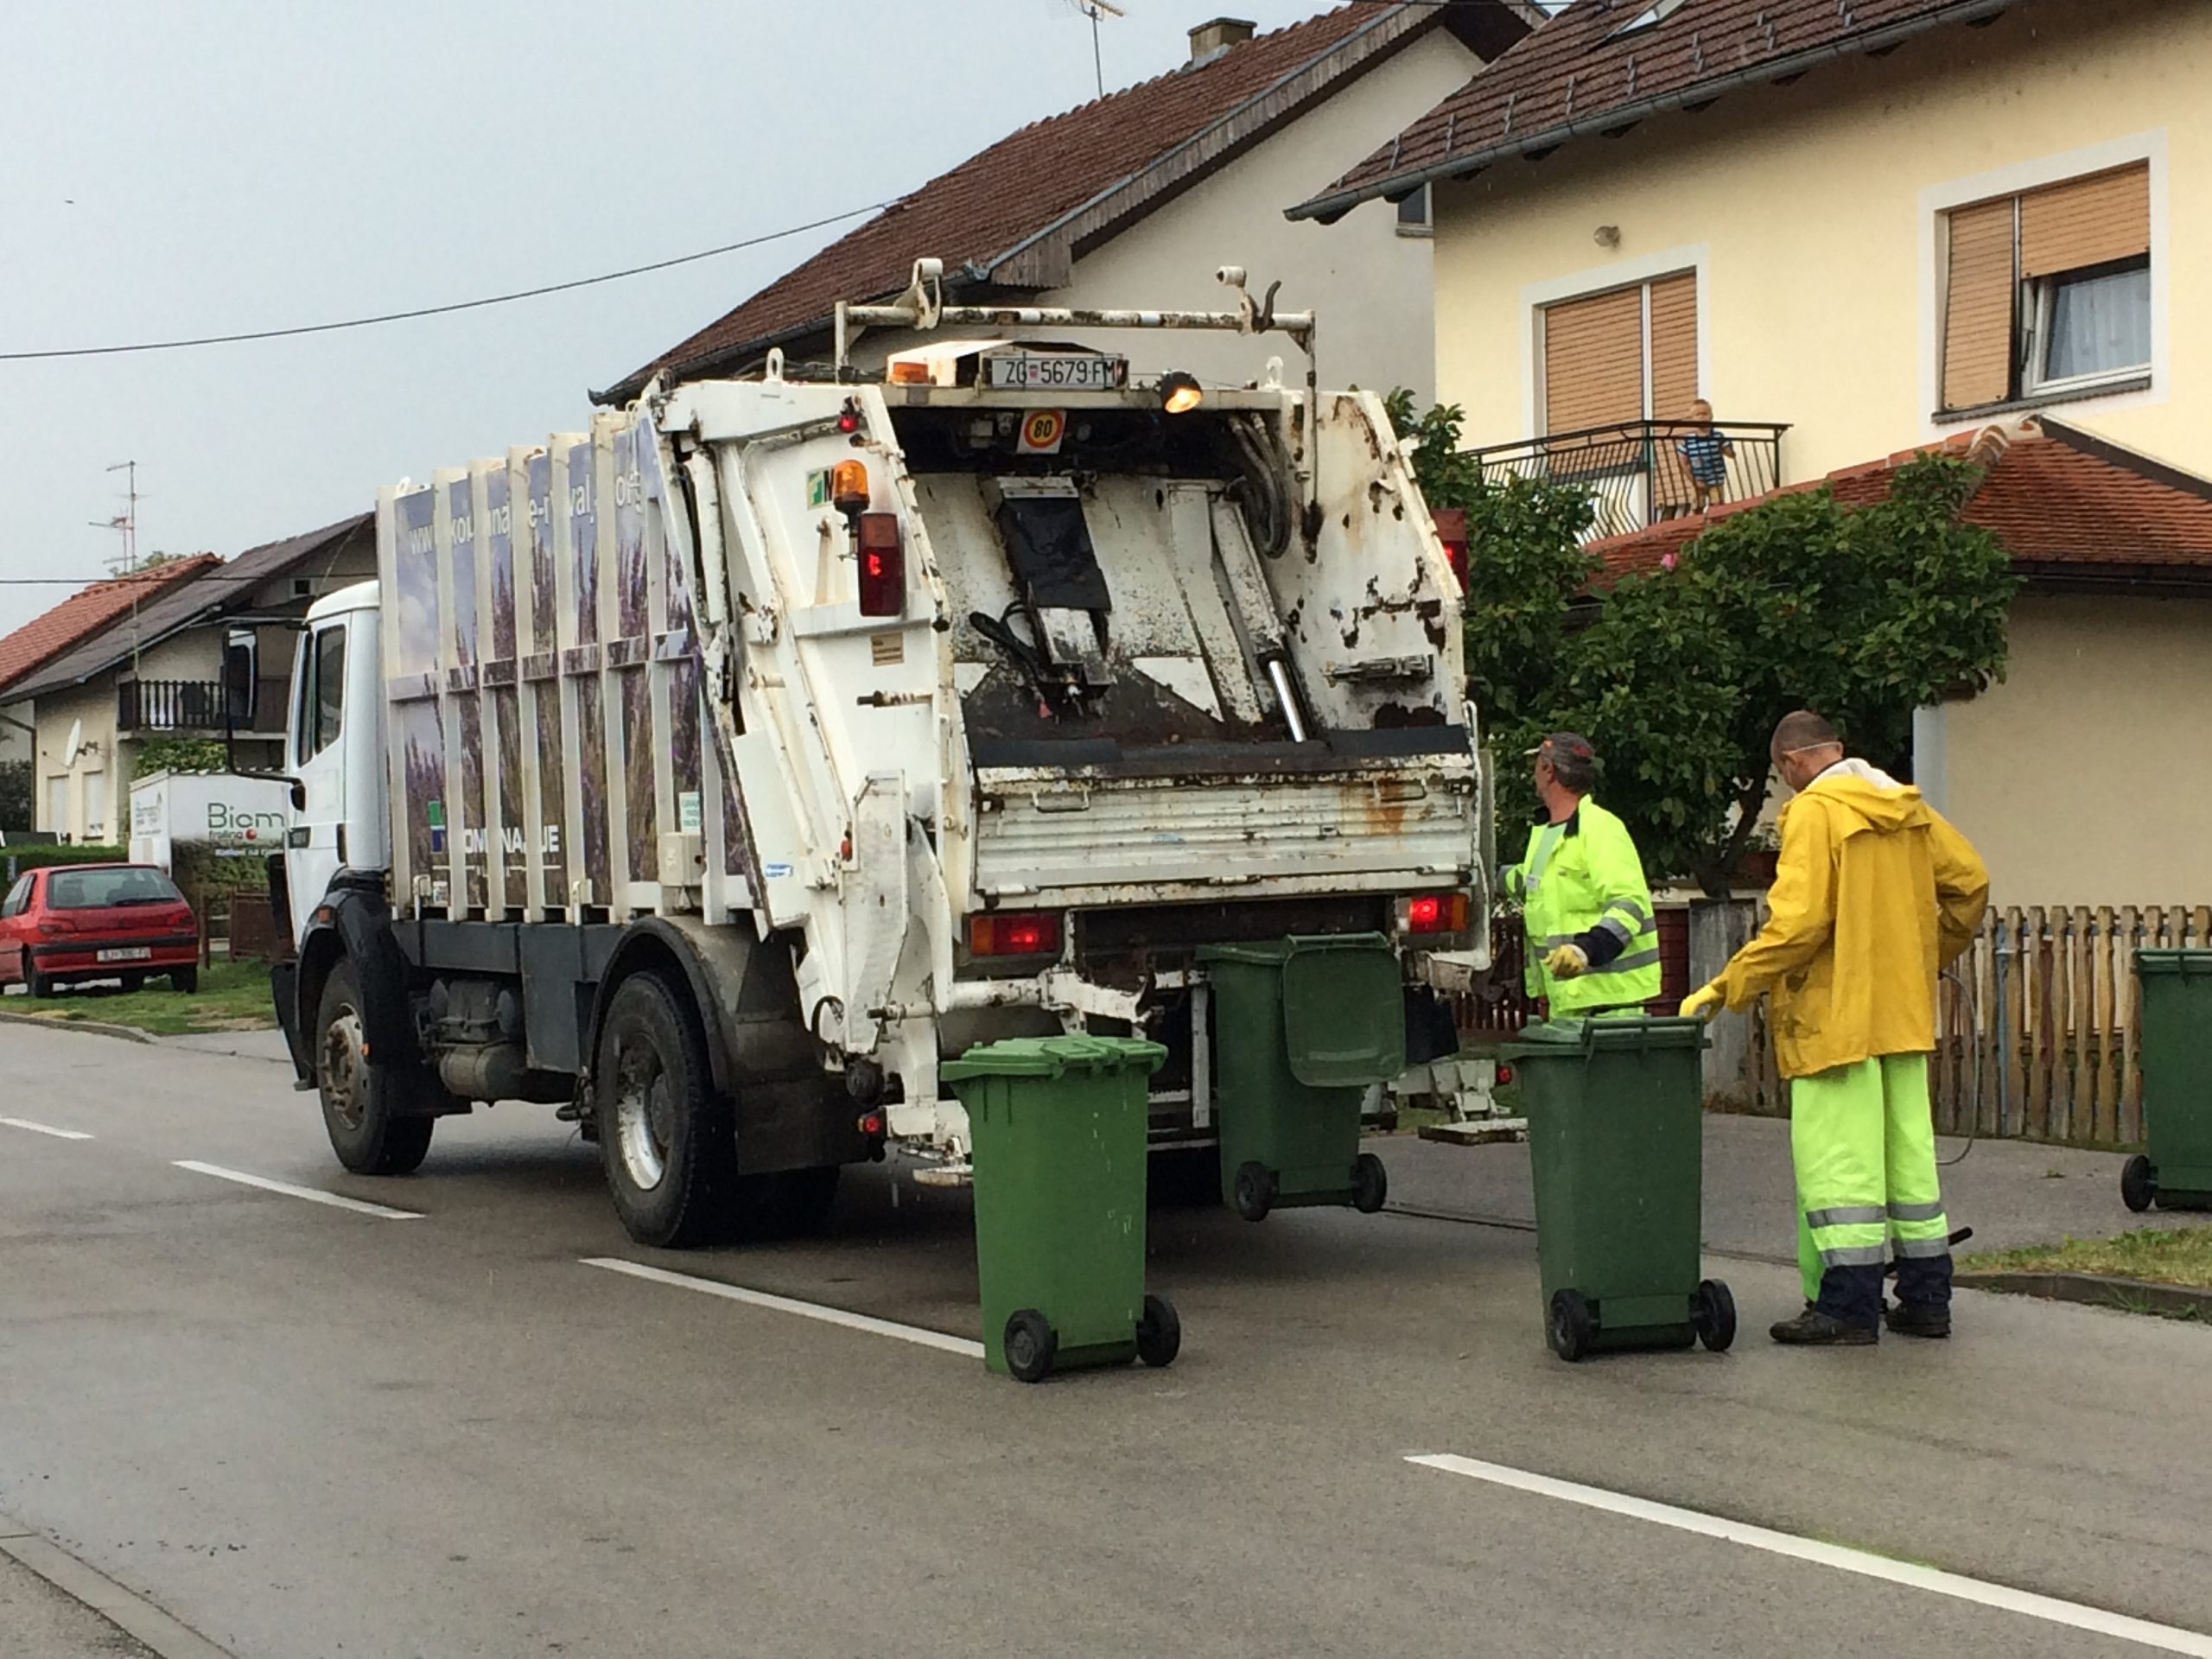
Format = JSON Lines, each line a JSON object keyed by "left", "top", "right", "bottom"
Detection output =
{"left": 4, "top": 1020, "right": 2210, "bottom": 1659}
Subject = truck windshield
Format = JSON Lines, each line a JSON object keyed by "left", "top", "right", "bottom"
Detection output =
{"left": 47, "top": 868, "right": 183, "bottom": 909}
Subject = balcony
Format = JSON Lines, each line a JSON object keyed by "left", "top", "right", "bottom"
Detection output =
{"left": 118, "top": 677, "right": 290, "bottom": 734}
{"left": 1465, "top": 420, "right": 1788, "bottom": 544}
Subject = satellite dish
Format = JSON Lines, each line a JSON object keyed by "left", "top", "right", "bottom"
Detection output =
{"left": 62, "top": 718, "right": 84, "bottom": 767}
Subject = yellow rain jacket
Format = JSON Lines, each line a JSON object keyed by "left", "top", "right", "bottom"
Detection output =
{"left": 1712, "top": 760, "right": 1987, "bottom": 1077}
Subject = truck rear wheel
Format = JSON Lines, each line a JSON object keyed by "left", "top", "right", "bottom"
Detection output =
{"left": 315, "top": 959, "right": 435, "bottom": 1176}
{"left": 594, "top": 970, "right": 738, "bottom": 1249}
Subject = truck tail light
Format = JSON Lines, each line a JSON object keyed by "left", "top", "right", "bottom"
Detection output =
{"left": 857, "top": 513, "right": 905, "bottom": 617}
{"left": 1431, "top": 507, "right": 1468, "bottom": 587}
{"left": 1396, "top": 892, "right": 1470, "bottom": 935}
{"left": 968, "top": 911, "right": 1062, "bottom": 957}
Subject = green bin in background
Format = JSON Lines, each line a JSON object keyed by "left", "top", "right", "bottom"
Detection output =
{"left": 2124, "top": 950, "right": 2212, "bottom": 1212}
{"left": 1503, "top": 1017, "right": 1735, "bottom": 1361}
{"left": 941, "top": 1035, "right": 1181, "bottom": 1382}
{"left": 1198, "top": 935, "right": 1403, "bottom": 1221}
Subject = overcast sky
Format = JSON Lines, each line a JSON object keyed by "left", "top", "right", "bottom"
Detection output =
{"left": 0, "top": 0, "right": 1389, "bottom": 639}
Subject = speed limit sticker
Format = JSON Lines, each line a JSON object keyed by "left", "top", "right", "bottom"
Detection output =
{"left": 1017, "top": 410, "right": 1066, "bottom": 454}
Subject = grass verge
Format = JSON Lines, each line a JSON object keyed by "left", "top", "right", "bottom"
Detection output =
{"left": 4, "top": 958, "right": 276, "bottom": 1036}
{"left": 1963, "top": 1225, "right": 2212, "bottom": 1291}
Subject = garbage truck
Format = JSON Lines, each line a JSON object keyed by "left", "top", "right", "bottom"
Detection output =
{"left": 266, "top": 263, "right": 1493, "bottom": 1246}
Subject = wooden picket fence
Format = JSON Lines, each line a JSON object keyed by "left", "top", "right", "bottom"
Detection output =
{"left": 1738, "top": 904, "right": 2212, "bottom": 1147}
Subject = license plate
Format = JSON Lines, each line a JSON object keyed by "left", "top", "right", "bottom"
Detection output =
{"left": 984, "top": 353, "right": 1126, "bottom": 391}
{"left": 97, "top": 947, "right": 152, "bottom": 963}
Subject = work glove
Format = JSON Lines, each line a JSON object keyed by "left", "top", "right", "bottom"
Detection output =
{"left": 1679, "top": 983, "right": 1724, "bottom": 1022}
{"left": 1543, "top": 943, "right": 1589, "bottom": 979}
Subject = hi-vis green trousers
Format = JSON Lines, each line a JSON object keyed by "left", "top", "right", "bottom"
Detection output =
{"left": 1791, "top": 1052, "right": 1953, "bottom": 1327}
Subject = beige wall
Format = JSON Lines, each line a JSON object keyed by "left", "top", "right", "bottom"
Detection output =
{"left": 1429, "top": 0, "right": 2211, "bottom": 480}
{"left": 1921, "top": 595, "right": 2212, "bottom": 906}
{"left": 854, "top": 31, "right": 1477, "bottom": 404}
{"left": 31, "top": 679, "right": 122, "bottom": 844}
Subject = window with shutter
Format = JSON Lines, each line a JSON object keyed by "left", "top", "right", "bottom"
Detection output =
{"left": 1543, "top": 287, "right": 1644, "bottom": 434}
{"left": 1939, "top": 162, "right": 2151, "bottom": 412}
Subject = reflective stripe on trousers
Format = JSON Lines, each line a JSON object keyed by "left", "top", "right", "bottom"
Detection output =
{"left": 1790, "top": 1052, "right": 1950, "bottom": 1305}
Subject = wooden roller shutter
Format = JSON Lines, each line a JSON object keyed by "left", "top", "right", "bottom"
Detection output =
{"left": 1544, "top": 287, "right": 1643, "bottom": 434}
{"left": 1942, "top": 199, "right": 2016, "bottom": 410}
{"left": 1647, "top": 272, "right": 1700, "bottom": 418}
{"left": 2020, "top": 162, "right": 2150, "bottom": 277}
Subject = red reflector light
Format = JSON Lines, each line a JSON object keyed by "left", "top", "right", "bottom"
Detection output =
{"left": 1398, "top": 892, "right": 1470, "bottom": 934}
{"left": 1495, "top": 1062, "right": 1515, "bottom": 1087}
{"left": 857, "top": 512, "right": 904, "bottom": 617}
{"left": 1432, "top": 506, "right": 1468, "bottom": 586}
{"left": 837, "top": 397, "right": 863, "bottom": 434}
{"left": 968, "top": 911, "right": 1063, "bottom": 957}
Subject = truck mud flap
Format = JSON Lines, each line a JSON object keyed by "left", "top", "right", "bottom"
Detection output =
{"left": 330, "top": 885, "right": 423, "bottom": 1069}
{"left": 270, "top": 958, "right": 313, "bottom": 1085}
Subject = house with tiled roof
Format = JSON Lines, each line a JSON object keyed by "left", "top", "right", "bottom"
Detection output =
{"left": 0, "top": 556, "right": 220, "bottom": 778}
{"left": 1583, "top": 417, "right": 2212, "bottom": 904}
{"left": 3, "top": 515, "right": 372, "bottom": 843}
{"left": 1291, "top": 0, "right": 2210, "bottom": 904}
{"left": 603, "top": 3, "right": 1538, "bottom": 408}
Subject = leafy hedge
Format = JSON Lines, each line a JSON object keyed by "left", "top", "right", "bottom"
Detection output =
{"left": 1, "top": 843, "right": 130, "bottom": 880}
{"left": 171, "top": 841, "right": 275, "bottom": 897}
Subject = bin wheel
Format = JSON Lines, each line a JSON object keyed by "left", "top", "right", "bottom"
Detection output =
{"left": 1548, "top": 1290, "right": 1595, "bottom": 1363}
{"left": 1003, "top": 1309, "right": 1057, "bottom": 1384}
{"left": 2122, "top": 1154, "right": 2157, "bottom": 1214}
{"left": 1694, "top": 1280, "right": 1738, "bottom": 1353}
{"left": 1135, "top": 1294, "right": 1181, "bottom": 1369}
{"left": 1232, "top": 1161, "right": 1275, "bottom": 1224}
{"left": 1351, "top": 1152, "right": 1389, "bottom": 1215}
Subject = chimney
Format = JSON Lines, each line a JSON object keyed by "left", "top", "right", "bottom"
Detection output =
{"left": 1188, "top": 16, "right": 1257, "bottom": 66}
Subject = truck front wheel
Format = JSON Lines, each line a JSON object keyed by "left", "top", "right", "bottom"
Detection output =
{"left": 594, "top": 970, "right": 738, "bottom": 1248}
{"left": 315, "top": 959, "right": 435, "bottom": 1176}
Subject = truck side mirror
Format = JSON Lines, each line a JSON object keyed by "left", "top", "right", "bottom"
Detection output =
{"left": 223, "top": 631, "right": 259, "bottom": 728}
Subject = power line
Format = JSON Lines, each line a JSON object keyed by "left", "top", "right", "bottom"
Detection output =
{"left": 0, "top": 201, "right": 891, "bottom": 364}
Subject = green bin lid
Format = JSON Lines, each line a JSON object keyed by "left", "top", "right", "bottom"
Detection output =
{"left": 939, "top": 1033, "right": 1168, "bottom": 1083}
{"left": 1198, "top": 931, "right": 1392, "bottom": 968}
{"left": 2136, "top": 949, "right": 2212, "bottom": 977}
{"left": 1501, "top": 1015, "right": 1708, "bottom": 1058}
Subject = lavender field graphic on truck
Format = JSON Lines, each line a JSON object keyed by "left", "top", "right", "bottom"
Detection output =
{"left": 668, "top": 658, "right": 702, "bottom": 836}
{"left": 576, "top": 677, "right": 611, "bottom": 900}
{"left": 494, "top": 686, "right": 524, "bottom": 909}
{"left": 569, "top": 444, "right": 598, "bottom": 645}
{"left": 645, "top": 427, "right": 695, "bottom": 638}
{"left": 392, "top": 489, "right": 439, "bottom": 677}
{"left": 488, "top": 468, "right": 518, "bottom": 661}
{"left": 620, "top": 669, "right": 657, "bottom": 883}
{"left": 399, "top": 702, "right": 445, "bottom": 897}
{"left": 448, "top": 475, "right": 479, "bottom": 666}
{"left": 528, "top": 454, "right": 556, "bottom": 655}
{"left": 533, "top": 681, "right": 567, "bottom": 901}
{"left": 459, "top": 699, "right": 486, "bottom": 910}
{"left": 614, "top": 426, "right": 648, "bottom": 642}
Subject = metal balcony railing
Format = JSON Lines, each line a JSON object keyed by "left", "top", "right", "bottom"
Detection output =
{"left": 117, "top": 677, "right": 290, "bottom": 734}
{"left": 1465, "top": 420, "right": 1789, "bottom": 544}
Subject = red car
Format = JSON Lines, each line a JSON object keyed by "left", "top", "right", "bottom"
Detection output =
{"left": 0, "top": 862, "right": 201, "bottom": 998}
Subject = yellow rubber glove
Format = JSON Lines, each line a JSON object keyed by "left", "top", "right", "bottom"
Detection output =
{"left": 1679, "top": 982, "right": 1724, "bottom": 1021}
{"left": 1543, "top": 943, "right": 1589, "bottom": 979}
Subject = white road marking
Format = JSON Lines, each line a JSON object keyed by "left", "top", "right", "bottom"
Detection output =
{"left": 172, "top": 1160, "right": 423, "bottom": 1219}
{"left": 1409, "top": 1453, "right": 2212, "bottom": 1657}
{"left": 582, "top": 1257, "right": 986, "bottom": 1358}
{"left": 0, "top": 1116, "right": 92, "bottom": 1141}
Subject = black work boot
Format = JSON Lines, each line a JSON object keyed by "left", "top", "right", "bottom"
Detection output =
{"left": 1885, "top": 1301, "right": 1952, "bottom": 1338}
{"left": 1769, "top": 1308, "right": 1878, "bottom": 1345}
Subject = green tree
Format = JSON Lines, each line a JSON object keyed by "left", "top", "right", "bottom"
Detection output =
{"left": 1387, "top": 395, "right": 2018, "bottom": 892}
{"left": 0, "top": 760, "right": 30, "bottom": 832}
{"left": 134, "top": 735, "right": 228, "bottom": 776}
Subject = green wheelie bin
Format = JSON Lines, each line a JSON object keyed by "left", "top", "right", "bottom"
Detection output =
{"left": 1198, "top": 936, "right": 1404, "bottom": 1222}
{"left": 2123, "top": 950, "right": 2212, "bottom": 1212}
{"left": 941, "top": 1035, "right": 1181, "bottom": 1383}
{"left": 1503, "top": 1017, "right": 1735, "bottom": 1362}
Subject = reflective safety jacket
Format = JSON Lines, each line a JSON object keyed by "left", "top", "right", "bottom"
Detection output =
{"left": 1503, "top": 798, "right": 1662, "bottom": 1016}
{"left": 1711, "top": 760, "right": 1988, "bottom": 1077}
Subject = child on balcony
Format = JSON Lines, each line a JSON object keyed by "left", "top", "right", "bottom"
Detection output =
{"left": 1676, "top": 399, "right": 1734, "bottom": 512}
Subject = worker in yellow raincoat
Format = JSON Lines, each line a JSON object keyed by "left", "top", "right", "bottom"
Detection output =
{"left": 1681, "top": 711, "right": 1988, "bottom": 1345}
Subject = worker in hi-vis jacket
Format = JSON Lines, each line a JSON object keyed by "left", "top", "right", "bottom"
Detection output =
{"left": 1682, "top": 710, "right": 1989, "bottom": 1346}
{"left": 1503, "top": 733, "right": 1662, "bottom": 1020}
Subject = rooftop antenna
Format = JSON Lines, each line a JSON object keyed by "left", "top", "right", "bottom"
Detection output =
{"left": 89, "top": 459, "right": 146, "bottom": 673}
{"left": 1066, "top": 0, "right": 1124, "bottom": 99}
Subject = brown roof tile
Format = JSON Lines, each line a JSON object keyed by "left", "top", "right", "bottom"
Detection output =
{"left": 1584, "top": 419, "right": 2212, "bottom": 582}
{"left": 604, "top": 3, "right": 1530, "bottom": 399}
{"left": 0, "top": 555, "right": 221, "bottom": 697}
{"left": 1290, "top": 0, "right": 2018, "bottom": 221}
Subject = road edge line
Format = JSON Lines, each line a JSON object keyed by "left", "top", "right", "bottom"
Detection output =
{"left": 0, "top": 1524, "right": 237, "bottom": 1659}
{"left": 581, "top": 1257, "right": 986, "bottom": 1358}
{"left": 1407, "top": 1453, "right": 2212, "bottom": 1656}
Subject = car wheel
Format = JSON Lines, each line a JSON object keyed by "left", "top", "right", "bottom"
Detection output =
{"left": 119, "top": 972, "right": 145, "bottom": 995}
{"left": 22, "top": 952, "right": 54, "bottom": 1000}
{"left": 170, "top": 967, "right": 199, "bottom": 995}
{"left": 594, "top": 970, "right": 737, "bottom": 1248}
{"left": 316, "top": 959, "right": 435, "bottom": 1176}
